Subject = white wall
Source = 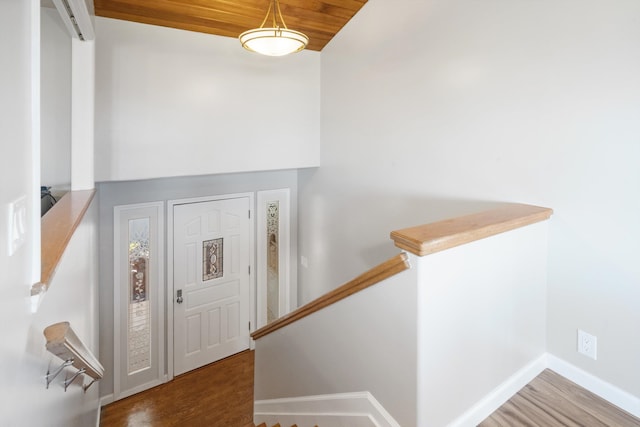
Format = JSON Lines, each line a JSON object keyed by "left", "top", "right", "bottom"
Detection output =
{"left": 94, "top": 17, "right": 320, "bottom": 182}
{"left": 416, "top": 221, "right": 548, "bottom": 426}
{"left": 2, "top": 201, "right": 101, "bottom": 427}
{"left": 20, "top": 201, "right": 100, "bottom": 426}
{"left": 97, "top": 170, "right": 299, "bottom": 398}
{"left": 299, "top": 0, "right": 640, "bottom": 400}
{"left": 0, "top": 2, "right": 100, "bottom": 425}
{"left": 70, "top": 37, "right": 95, "bottom": 191}
{"left": 0, "top": 0, "right": 40, "bottom": 421}
{"left": 40, "top": 6, "right": 71, "bottom": 191}
{"left": 254, "top": 268, "right": 418, "bottom": 427}
{"left": 41, "top": 2, "right": 96, "bottom": 194}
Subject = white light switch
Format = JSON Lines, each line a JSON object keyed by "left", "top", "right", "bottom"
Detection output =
{"left": 8, "top": 196, "right": 27, "bottom": 256}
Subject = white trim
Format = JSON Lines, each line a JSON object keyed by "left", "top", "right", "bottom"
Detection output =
{"left": 51, "top": 0, "right": 95, "bottom": 40}
{"left": 547, "top": 354, "right": 640, "bottom": 418}
{"left": 256, "top": 189, "right": 291, "bottom": 328}
{"left": 95, "top": 403, "right": 101, "bottom": 427}
{"left": 444, "top": 353, "right": 640, "bottom": 425}
{"left": 256, "top": 413, "right": 376, "bottom": 427}
{"left": 30, "top": 0, "right": 41, "bottom": 285}
{"left": 112, "top": 378, "right": 164, "bottom": 401}
{"left": 113, "top": 201, "right": 165, "bottom": 401}
{"left": 167, "top": 192, "right": 255, "bottom": 379}
{"left": 100, "top": 394, "right": 114, "bottom": 407}
{"left": 446, "top": 354, "right": 547, "bottom": 427}
{"left": 166, "top": 200, "right": 175, "bottom": 381}
{"left": 254, "top": 391, "right": 400, "bottom": 427}
{"left": 166, "top": 200, "right": 174, "bottom": 381}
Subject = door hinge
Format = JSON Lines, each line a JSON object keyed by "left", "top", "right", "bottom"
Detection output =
{"left": 248, "top": 265, "right": 251, "bottom": 275}
{"left": 248, "top": 210, "right": 251, "bottom": 219}
{"left": 248, "top": 321, "right": 251, "bottom": 331}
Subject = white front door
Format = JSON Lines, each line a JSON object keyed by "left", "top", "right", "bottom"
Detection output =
{"left": 173, "top": 196, "right": 251, "bottom": 375}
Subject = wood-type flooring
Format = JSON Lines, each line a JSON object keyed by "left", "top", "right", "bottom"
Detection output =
{"left": 100, "top": 350, "right": 254, "bottom": 427}
{"left": 101, "top": 352, "right": 639, "bottom": 427}
{"left": 481, "top": 369, "right": 640, "bottom": 426}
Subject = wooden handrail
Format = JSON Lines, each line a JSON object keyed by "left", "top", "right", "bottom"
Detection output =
{"left": 34, "top": 189, "right": 96, "bottom": 294}
{"left": 390, "top": 203, "right": 553, "bottom": 257}
{"left": 251, "top": 253, "right": 410, "bottom": 340}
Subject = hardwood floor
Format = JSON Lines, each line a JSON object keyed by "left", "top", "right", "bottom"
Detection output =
{"left": 101, "top": 356, "right": 639, "bottom": 427}
{"left": 481, "top": 369, "right": 640, "bottom": 426}
{"left": 100, "top": 350, "right": 254, "bottom": 427}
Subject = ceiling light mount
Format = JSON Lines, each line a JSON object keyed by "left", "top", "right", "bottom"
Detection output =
{"left": 239, "top": 0, "right": 309, "bottom": 56}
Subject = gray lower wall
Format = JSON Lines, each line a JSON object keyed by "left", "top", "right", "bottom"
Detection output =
{"left": 97, "top": 169, "right": 300, "bottom": 398}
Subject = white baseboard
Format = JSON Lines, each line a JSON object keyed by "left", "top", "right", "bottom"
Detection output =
{"left": 447, "top": 353, "right": 640, "bottom": 426}
{"left": 446, "top": 354, "right": 548, "bottom": 427}
{"left": 547, "top": 354, "right": 640, "bottom": 418}
{"left": 100, "top": 393, "right": 114, "bottom": 407}
{"left": 256, "top": 413, "right": 376, "bottom": 427}
{"left": 254, "top": 391, "right": 400, "bottom": 427}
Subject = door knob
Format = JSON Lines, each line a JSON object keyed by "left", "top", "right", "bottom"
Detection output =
{"left": 176, "top": 289, "right": 183, "bottom": 304}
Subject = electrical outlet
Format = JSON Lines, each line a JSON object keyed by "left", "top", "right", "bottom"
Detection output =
{"left": 578, "top": 329, "right": 597, "bottom": 360}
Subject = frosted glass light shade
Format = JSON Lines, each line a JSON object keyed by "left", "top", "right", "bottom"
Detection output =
{"left": 239, "top": 27, "right": 308, "bottom": 56}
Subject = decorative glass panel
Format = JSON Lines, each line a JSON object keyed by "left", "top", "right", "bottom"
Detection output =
{"left": 267, "top": 201, "right": 279, "bottom": 323}
{"left": 203, "top": 238, "right": 223, "bottom": 281}
{"left": 128, "top": 218, "right": 151, "bottom": 375}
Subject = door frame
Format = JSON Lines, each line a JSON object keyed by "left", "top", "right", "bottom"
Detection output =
{"left": 113, "top": 201, "right": 165, "bottom": 401}
{"left": 167, "top": 192, "right": 255, "bottom": 381}
{"left": 256, "top": 189, "right": 292, "bottom": 328}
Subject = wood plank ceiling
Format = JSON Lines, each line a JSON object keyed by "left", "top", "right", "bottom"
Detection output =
{"left": 94, "top": 0, "right": 368, "bottom": 52}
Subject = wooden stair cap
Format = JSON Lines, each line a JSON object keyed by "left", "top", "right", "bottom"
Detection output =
{"left": 391, "top": 203, "right": 553, "bottom": 256}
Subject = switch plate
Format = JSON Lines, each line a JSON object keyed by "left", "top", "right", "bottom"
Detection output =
{"left": 8, "top": 196, "right": 27, "bottom": 256}
{"left": 577, "top": 329, "right": 597, "bottom": 360}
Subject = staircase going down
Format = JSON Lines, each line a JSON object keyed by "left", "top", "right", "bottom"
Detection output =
{"left": 249, "top": 204, "right": 554, "bottom": 427}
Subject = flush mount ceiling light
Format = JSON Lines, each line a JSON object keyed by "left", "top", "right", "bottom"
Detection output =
{"left": 239, "top": 0, "right": 309, "bottom": 57}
